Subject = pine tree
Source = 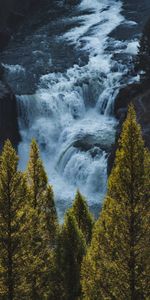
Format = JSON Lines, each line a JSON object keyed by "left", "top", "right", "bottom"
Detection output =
{"left": 56, "top": 211, "right": 86, "bottom": 300}
{"left": 24, "top": 205, "right": 57, "bottom": 299}
{"left": 26, "top": 139, "right": 48, "bottom": 209}
{"left": 81, "top": 105, "right": 150, "bottom": 300}
{"left": 25, "top": 140, "right": 58, "bottom": 299}
{"left": 26, "top": 140, "right": 58, "bottom": 241}
{"left": 0, "top": 140, "right": 29, "bottom": 299}
{"left": 71, "top": 190, "right": 94, "bottom": 244}
{"left": 44, "top": 185, "right": 58, "bottom": 246}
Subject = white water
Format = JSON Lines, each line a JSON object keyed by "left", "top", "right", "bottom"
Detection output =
{"left": 15, "top": 0, "right": 138, "bottom": 216}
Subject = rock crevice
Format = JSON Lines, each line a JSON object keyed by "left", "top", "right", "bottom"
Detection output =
{"left": 0, "top": 69, "right": 20, "bottom": 149}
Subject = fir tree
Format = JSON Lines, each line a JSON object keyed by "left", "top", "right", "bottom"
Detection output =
{"left": 57, "top": 211, "right": 86, "bottom": 300}
{"left": 71, "top": 190, "right": 94, "bottom": 244}
{"left": 26, "top": 139, "right": 48, "bottom": 209}
{"left": 44, "top": 185, "right": 58, "bottom": 246}
{"left": 81, "top": 105, "right": 150, "bottom": 300}
{"left": 0, "top": 140, "right": 28, "bottom": 299}
{"left": 25, "top": 140, "right": 58, "bottom": 299}
{"left": 26, "top": 140, "right": 58, "bottom": 242}
{"left": 24, "top": 205, "right": 57, "bottom": 299}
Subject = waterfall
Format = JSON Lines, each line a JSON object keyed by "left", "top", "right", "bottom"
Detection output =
{"left": 2, "top": 0, "right": 138, "bottom": 217}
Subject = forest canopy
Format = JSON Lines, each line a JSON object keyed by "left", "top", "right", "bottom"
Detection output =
{"left": 0, "top": 106, "right": 149, "bottom": 300}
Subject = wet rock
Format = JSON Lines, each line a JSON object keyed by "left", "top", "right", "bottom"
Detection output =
{"left": 108, "top": 81, "right": 150, "bottom": 173}
{"left": 73, "top": 133, "right": 113, "bottom": 154}
{"left": 0, "top": 80, "right": 20, "bottom": 149}
{"left": 114, "top": 83, "right": 144, "bottom": 119}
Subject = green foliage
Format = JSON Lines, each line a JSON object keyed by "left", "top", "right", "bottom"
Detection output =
{"left": 56, "top": 210, "right": 86, "bottom": 300}
{"left": 25, "top": 139, "right": 58, "bottom": 299}
{"left": 55, "top": 191, "right": 94, "bottom": 300}
{"left": 0, "top": 113, "right": 149, "bottom": 300}
{"left": 0, "top": 140, "right": 29, "bottom": 299}
{"left": 26, "top": 139, "right": 48, "bottom": 209}
{"left": 43, "top": 185, "right": 58, "bottom": 246}
{"left": 71, "top": 190, "right": 94, "bottom": 244}
{"left": 23, "top": 206, "right": 57, "bottom": 299}
{"left": 81, "top": 105, "right": 150, "bottom": 300}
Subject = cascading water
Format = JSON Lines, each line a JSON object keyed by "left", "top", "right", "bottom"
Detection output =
{"left": 2, "top": 0, "right": 139, "bottom": 217}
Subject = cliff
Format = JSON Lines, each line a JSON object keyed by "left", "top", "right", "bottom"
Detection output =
{"left": 0, "top": 0, "right": 49, "bottom": 147}
{"left": 108, "top": 81, "right": 150, "bottom": 173}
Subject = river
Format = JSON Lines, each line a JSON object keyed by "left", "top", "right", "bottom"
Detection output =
{"left": 1, "top": 0, "right": 143, "bottom": 217}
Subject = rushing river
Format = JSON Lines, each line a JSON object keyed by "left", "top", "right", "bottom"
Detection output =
{"left": 1, "top": 0, "right": 140, "bottom": 217}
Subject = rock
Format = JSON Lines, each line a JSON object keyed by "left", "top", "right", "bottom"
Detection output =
{"left": 108, "top": 81, "right": 150, "bottom": 173}
{"left": 133, "top": 88, "right": 150, "bottom": 148}
{"left": 0, "top": 64, "right": 5, "bottom": 79}
{"left": 0, "top": 80, "right": 20, "bottom": 149}
{"left": 0, "top": 0, "right": 48, "bottom": 49}
{"left": 114, "top": 83, "right": 145, "bottom": 119}
{"left": 73, "top": 134, "right": 112, "bottom": 154}
{"left": 65, "top": 0, "right": 80, "bottom": 5}
{"left": 0, "top": 30, "right": 11, "bottom": 50}
{"left": 114, "top": 82, "right": 150, "bottom": 147}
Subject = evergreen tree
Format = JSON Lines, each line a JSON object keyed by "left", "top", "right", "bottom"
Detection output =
{"left": 56, "top": 211, "right": 86, "bottom": 300}
{"left": 26, "top": 140, "right": 58, "bottom": 241}
{"left": 24, "top": 205, "right": 57, "bottom": 299}
{"left": 25, "top": 140, "right": 58, "bottom": 299}
{"left": 81, "top": 105, "right": 150, "bottom": 300}
{"left": 44, "top": 185, "right": 58, "bottom": 246}
{"left": 0, "top": 140, "right": 28, "bottom": 299}
{"left": 71, "top": 190, "right": 94, "bottom": 244}
{"left": 26, "top": 139, "right": 48, "bottom": 209}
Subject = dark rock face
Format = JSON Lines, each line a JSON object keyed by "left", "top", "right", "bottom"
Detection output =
{"left": 0, "top": 30, "right": 11, "bottom": 49}
{"left": 0, "top": 0, "right": 47, "bottom": 147}
{"left": 108, "top": 82, "right": 150, "bottom": 173}
{"left": 114, "top": 82, "right": 150, "bottom": 147}
{"left": 65, "top": 0, "right": 80, "bottom": 5}
{"left": 0, "top": 79, "right": 20, "bottom": 149}
{"left": 0, "top": 0, "right": 47, "bottom": 49}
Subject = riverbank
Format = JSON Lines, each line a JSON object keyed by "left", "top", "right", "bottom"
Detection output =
{"left": 108, "top": 0, "right": 150, "bottom": 172}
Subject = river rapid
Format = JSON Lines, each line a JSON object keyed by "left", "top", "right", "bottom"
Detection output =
{"left": 1, "top": 0, "right": 141, "bottom": 217}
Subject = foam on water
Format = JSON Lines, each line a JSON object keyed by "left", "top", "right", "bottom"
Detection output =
{"left": 17, "top": 0, "right": 137, "bottom": 216}
{"left": 125, "top": 40, "right": 139, "bottom": 55}
{"left": 2, "top": 63, "right": 25, "bottom": 73}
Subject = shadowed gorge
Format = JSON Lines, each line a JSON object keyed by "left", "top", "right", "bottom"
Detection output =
{"left": 0, "top": 0, "right": 150, "bottom": 217}
{"left": 0, "top": 2, "right": 150, "bottom": 299}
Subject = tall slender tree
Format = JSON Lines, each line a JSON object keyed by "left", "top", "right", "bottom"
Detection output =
{"left": 0, "top": 140, "right": 28, "bottom": 299}
{"left": 26, "top": 139, "right": 48, "bottom": 209}
{"left": 25, "top": 140, "right": 58, "bottom": 299}
{"left": 56, "top": 211, "right": 86, "bottom": 300}
{"left": 71, "top": 190, "right": 94, "bottom": 244}
{"left": 24, "top": 204, "right": 57, "bottom": 299}
{"left": 81, "top": 105, "right": 150, "bottom": 300}
{"left": 43, "top": 185, "right": 58, "bottom": 246}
